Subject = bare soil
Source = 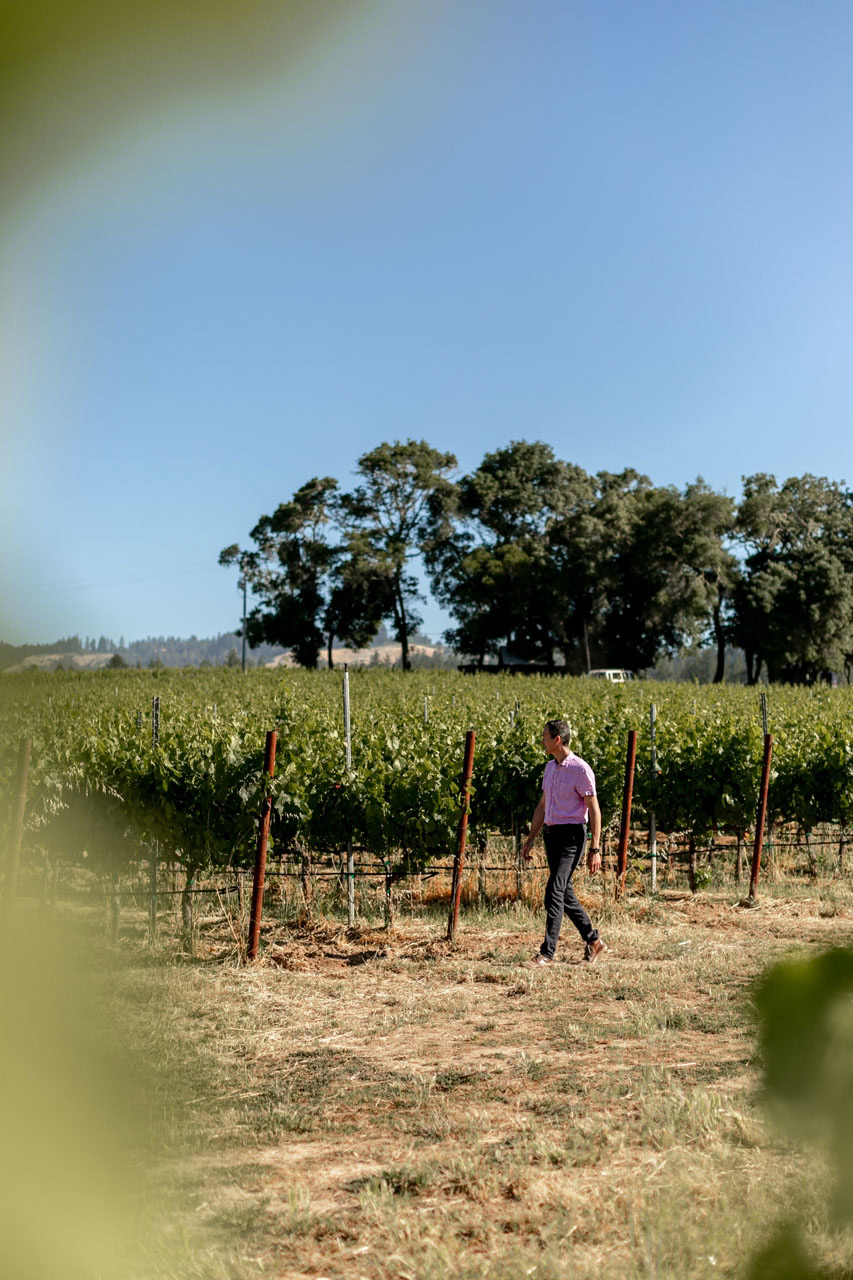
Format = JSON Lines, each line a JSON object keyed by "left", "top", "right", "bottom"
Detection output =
{"left": 121, "top": 888, "right": 853, "bottom": 1280}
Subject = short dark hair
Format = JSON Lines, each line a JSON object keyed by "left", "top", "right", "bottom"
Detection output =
{"left": 545, "top": 719, "right": 572, "bottom": 746}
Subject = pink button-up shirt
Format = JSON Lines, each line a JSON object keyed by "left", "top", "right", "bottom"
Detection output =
{"left": 542, "top": 752, "right": 596, "bottom": 824}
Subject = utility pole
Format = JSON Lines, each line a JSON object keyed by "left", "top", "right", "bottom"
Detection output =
{"left": 239, "top": 576, "right": 247, "bottom": 672}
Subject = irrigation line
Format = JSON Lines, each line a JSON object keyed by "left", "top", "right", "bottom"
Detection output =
{"left": 96, "top": 885, "right": 241, "bottom": 898}
{"left": 90, "top": 864, "right": 555, "bottom": 900}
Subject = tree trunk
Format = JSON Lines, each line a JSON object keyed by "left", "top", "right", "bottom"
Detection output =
{"left": 399, "top": 617, "right": 410, "bottom": 671}
{"left": 712, "top": 597, "right": 726, "bottom": 684}
{"left": 392, "top": 575, "right": 410, "bottom": 671}
{"left": 745, "top": 650, "right": 755, "bottom": 685}
{"left": 327, "top": 630, "right": 334, "bottom": 670}
{"left": 582, "top": 617, "right": 592, "bottom": 675}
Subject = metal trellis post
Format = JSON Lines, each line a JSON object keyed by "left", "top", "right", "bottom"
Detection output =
{"left": 247, "top": 730, "right": 278, "bottom": 961}
{"left": 749, "top": 733, "right": 773, "bottom": 902}
{"left": 343, "top": 666, "right": 355, "bottom": 925}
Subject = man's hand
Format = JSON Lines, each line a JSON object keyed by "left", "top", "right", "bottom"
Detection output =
{"left": 520, "top": 836, "right": 535, "bottom": 863}
{"left": 587, "top": 846, "right": 602, "bottom": 874}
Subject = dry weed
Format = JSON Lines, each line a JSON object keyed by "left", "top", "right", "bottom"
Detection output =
{"left": 99, "top": 890, "right": 853, "bottom": 1279}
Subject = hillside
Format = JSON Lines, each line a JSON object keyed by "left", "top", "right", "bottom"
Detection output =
{"left": 0, "top": 632, "right": 458, "bottom": 673}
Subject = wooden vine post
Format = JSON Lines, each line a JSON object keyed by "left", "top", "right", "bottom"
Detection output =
{"left": 446, "top": 730, "right": 476, "bottom": 943}
{"left": 247, "top": 730, "right": 277, "bottom": 962}
{"left": 748, "top": 694, "right": 773, "bottom": 903}
{"left": 648, "top": 704, "right": 658, "bottom": 893}
{"left": 615, "top": 730, "right": 638, "bottom": 900}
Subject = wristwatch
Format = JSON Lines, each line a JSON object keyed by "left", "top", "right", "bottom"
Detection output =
{"left": 589, "top": 846, "right": 601, "bottom": 853}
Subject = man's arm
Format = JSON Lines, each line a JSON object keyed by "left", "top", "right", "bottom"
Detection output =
{"left": 586, "top": 794, "right": 602, "bottom": 873}
{"left": 520, "top": 796, "right": 545, "bottom": 862}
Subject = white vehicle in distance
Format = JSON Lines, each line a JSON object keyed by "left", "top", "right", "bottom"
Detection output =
{"left": 586, "top": 668, "right": 634, "bottom": 683}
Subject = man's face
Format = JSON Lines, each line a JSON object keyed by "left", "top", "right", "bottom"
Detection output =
{"left": 542, "top": 726, "right": 561, "bottom": 756}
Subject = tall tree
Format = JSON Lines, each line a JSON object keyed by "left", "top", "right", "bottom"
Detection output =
{"left": 219, "top": 478, "right": 387, "bottom": 669}
{"left": 587, "top": 475, "right": 737, "bottom": 675}
{"left": 732, "top": 473, "right": 853, "bottom": 683}
{"left": 425, "top": 441, "right": 593, "bottom": 668}
{"left": 676, "top": 481, "right": 739, "bottom": 683}
{"left": 340, "top": 440, "right": 457, "bottom": 670}
{"left": 428, "top": 447, "right": 736, "bottom": 674}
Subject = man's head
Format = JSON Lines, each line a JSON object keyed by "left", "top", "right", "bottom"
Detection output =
{"left": 543, "top": 719, "right": 572, "bottom": 757}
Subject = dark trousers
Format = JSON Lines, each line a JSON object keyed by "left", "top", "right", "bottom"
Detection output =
{"left": 540, "top": 824, "right": 598, "bottom": 958}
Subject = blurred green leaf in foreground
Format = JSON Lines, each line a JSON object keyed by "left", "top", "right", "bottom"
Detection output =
{"left": 748, "top": 947, "right": 853, "bottom": 1278}
{"left": 0, "top": 919, "right": 141, "bottom": 1278}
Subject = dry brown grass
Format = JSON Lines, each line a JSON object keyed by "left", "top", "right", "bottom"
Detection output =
{"left": 107, "top": 884, "right": 853, "bottom": 1280}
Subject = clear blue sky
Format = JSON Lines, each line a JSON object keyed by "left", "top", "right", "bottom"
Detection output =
{"left": 2, "top": 0, "right": 852, "bottom": 645}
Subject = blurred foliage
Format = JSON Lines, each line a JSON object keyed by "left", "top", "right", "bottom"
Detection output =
{"left": 748, "top": 947, "right": 853, "bottom": 1277}
{"left": 0, "top": 921, "right": 139, "bottom": 1278}
{"left": 0, "top": 0, "right": 359, "bottom": 206}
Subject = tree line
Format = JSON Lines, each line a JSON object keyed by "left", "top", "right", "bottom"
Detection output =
{"left": 220, "top": 440, "right": 853, "bottom": 684}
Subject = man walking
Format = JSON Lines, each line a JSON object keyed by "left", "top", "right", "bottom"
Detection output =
{"left": 520, "top": 719, "right": 606, "bottom": 965}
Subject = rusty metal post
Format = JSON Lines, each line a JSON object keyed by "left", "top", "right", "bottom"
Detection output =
{"left": 749, "top": 734, "right": 773, "bottom": 901}
{"left": 3, "top": 738, "right": 32, "bottom": 922}
{"left": 616, "top": 730, "right": 638, "bottom": 899}
{"left": 446, "top": 730, "right": 476, "bottom": 942}
{"left": 247, "top": 730, "right": 277, "bottom": 961}
{"left": 649, "top": 704, "right": 658, "bottom": 893}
